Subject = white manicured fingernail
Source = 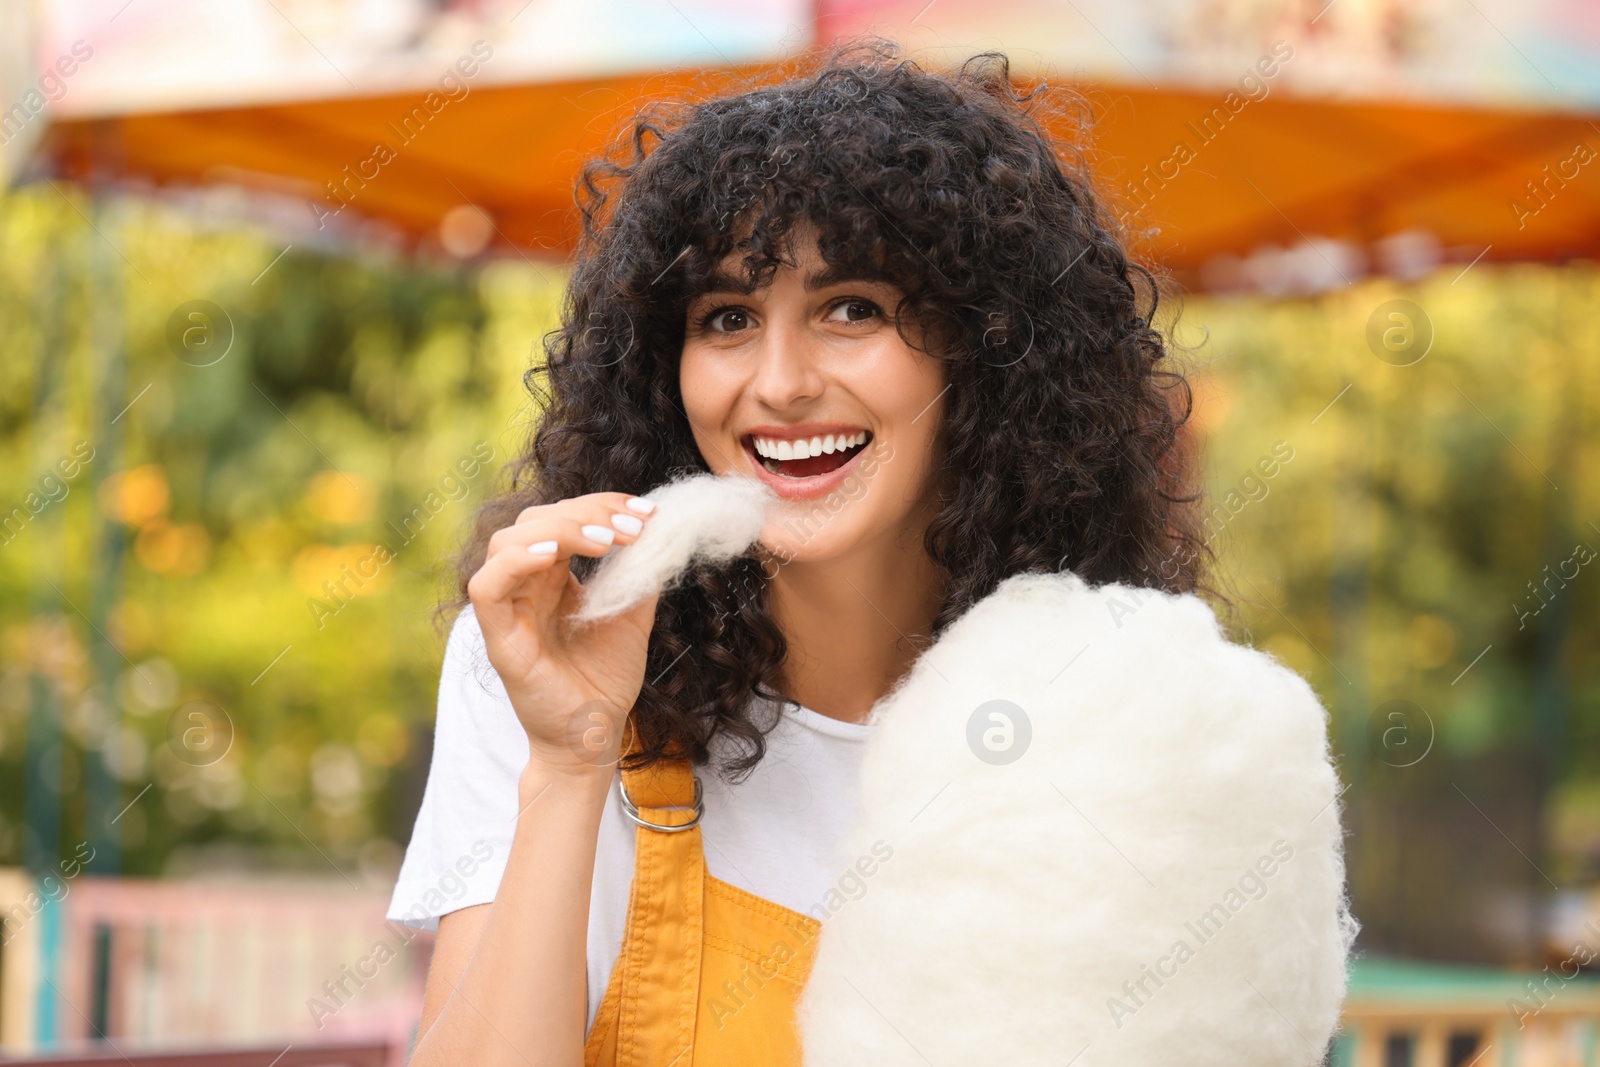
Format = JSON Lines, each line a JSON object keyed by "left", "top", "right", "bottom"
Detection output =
{"left": 528, "top": 540, "right": 558, "bottom": 555}
{"left": 581, "top": 524, "right": 616, "bottom": 545}
{"left": 625, "top": 496, "right": 656, "bottom": 515}
{"left": 611, "top": 513, "right": 643, "bottom": 536}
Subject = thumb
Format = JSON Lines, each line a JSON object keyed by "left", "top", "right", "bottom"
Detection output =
{"left": 573, "top": 584, "right": 662, "bottom": 650}
{"left": 617, "top": 585, "right": 663, "bottom": 638}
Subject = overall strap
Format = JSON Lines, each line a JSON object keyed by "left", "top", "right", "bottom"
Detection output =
{"left": 607, "top": 740, "right": 706, "bottom": 1067}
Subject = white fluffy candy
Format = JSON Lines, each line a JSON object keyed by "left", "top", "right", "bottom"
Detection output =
{"left": 797, "top": 572, "right": 1356, "bottom": 1066}
{"left": 573, "top": 473, "right": 773, "bottom": 624}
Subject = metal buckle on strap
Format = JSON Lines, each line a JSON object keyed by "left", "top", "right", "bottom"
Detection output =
{"left": 617, "top": 772, "right": 704, "bottom": 832}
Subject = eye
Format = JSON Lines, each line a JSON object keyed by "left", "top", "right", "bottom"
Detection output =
{"left": 826, "top": 298, "right": 880, "bottom": 325}
{"left": 701, "top": 306, "right": 752, "bottom": 333}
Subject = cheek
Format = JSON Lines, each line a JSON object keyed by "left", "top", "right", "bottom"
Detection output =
{"left": 679, "top": 345, "right": 744, "bottom": 472}
{"left": 866, "top": 343, "right": 945, "bottom": 482}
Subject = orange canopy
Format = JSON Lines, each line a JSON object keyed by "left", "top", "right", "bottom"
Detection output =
{"left": 38, "top": 65, "right": 1600, "bottom": 282}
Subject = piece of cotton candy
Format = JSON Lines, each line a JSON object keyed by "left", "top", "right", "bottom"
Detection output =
{"left": 573, "top": 473, "right": 774, "bottom": 624}
{"left": 797, "top": 572, "right": 1355, "bottom": 1067}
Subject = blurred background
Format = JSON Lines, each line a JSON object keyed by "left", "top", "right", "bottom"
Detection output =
{"left": 0, "top": 0, "right": 1598, "bottom": 1064}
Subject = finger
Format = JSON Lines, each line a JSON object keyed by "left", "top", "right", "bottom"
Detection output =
{"left": 469, "top": 589, "right": 544, "bottom": 672}
{"left": 514, "top": 491, "right": 657, "bottom": 530}
{"left": 472, "top": 523, "right": 603, "bottom": 606}
{"left": 491, "top": 508, "right": 649, "bottom": 560}
{"left": 572, "top": 582, "right": 663, "bottom": 658}
{"left": 476, "top": 514, "right": 651, "bottom": 624}
{"left": 482, "top": 517, "right": 643, "bottom": 641}
{"left": 470, "top": 536, "right": 607, "bottom": 674}
{"left": 478, "top": 500, "right": 660, "bottom": 643}
{"left": 618, "top": 584, "right": 662, "bottom": 634}
{"left": 495, "top": 516, "right": 637, "bottom": 566}
{"left": 466, "top": 566, "right": 540, "bottom": 670}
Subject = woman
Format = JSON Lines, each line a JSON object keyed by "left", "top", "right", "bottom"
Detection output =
{"left": 389, "top": 42, "right": 1217, "bottom": 1065}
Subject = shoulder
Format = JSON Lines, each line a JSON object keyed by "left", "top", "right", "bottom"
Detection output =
{"left": 386, "top": 606, "right": 526, "bottom": 927}
{"left": 441, "top": 605, "right": 499, "bottom": 690}
{"left": 426, "top": 605, "right": 528, "bottom": 781}
{"left": 437, "top": 607, "right": 521, "bottom": 724}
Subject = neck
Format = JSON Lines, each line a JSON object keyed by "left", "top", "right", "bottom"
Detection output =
{"left": 767, "top": 512, "right": 946, "bottom": 724}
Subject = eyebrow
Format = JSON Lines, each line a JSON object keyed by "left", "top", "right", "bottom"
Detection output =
{"left": 694, "top": 265, "right": 875, "bottom": 297}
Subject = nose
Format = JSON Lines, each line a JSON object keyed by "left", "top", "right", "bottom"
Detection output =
{"left": 749, "top": 319, "right": 825, "bottom": 411}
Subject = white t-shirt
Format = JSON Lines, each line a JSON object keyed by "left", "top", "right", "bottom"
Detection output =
{"left": 387, "top": 608, "right": 875, "bottom": 1033}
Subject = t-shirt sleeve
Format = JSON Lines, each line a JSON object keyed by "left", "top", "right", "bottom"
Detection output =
{"left": 387, "top": 606, "right": 529, "bottom": 930}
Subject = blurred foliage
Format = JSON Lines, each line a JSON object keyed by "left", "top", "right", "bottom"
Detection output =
{"left": 0, "top": 183, "right": 555, "bottom": 882}
{"left": 0, "top": 183, "right": 1597, "bottom": 962}
{"left": 1177, "top": 262, "right": 1600, "bottom": 961}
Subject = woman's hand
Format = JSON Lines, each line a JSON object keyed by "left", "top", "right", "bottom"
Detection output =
{"left": 419, "top": 492, "right": 656, "bottom": 1067}
{"left": 466, "top": 492, "right": 660, "bottom": 776}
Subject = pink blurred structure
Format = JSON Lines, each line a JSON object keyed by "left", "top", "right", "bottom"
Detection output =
{"left": 0, "top": 868, "right": 427, "bottom": 1065}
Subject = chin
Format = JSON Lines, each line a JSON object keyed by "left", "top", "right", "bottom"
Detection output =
{"left": 758, "top": 511, "right": 868, "bottom": 569}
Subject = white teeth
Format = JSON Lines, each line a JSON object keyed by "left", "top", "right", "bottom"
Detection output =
{"left": 751, "top": 432, "right": 869, "bottom": 461}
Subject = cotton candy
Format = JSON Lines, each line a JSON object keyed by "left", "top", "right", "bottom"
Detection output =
{"left": 574, "top": 473, "right": 773, "bottom": 623}
{"left": 797, "top": 572, "right": 1356, "bottom": 1066}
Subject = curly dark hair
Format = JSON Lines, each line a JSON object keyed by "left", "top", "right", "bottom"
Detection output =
{"left": 455, "top": 40, "right": 1210, "bottom": 778}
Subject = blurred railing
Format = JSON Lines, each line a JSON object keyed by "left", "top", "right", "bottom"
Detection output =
{"left": 0, "top": 870, "right": 425, "bottom": 1067}
{"left": 1334, "top": 957, "right": 1600, "bottom": 1067}
{"left": 14, "top": 869, "right": 1600, "bottom": 1067}
{"left": 0, "top": 1040, "right": 390, "bottom": 1065}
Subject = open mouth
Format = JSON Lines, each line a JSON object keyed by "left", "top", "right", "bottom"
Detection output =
{"left": 746, "top": 430, "right": 872, "bottom": 480}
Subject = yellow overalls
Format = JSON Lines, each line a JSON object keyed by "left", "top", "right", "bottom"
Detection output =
{"left": 584, "top": 750, "right": 820, "bottom": 1067}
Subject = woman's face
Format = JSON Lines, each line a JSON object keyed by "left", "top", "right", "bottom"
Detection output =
{"left": 679, "top": 234, "right": 947, "bottom": 565}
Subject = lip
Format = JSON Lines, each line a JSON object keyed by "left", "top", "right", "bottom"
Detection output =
{"left": 739, "top": 427, "right": 874, "bottom": 501}
{"left": 743, "top": 422, "right": 870, "bottom": 442}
